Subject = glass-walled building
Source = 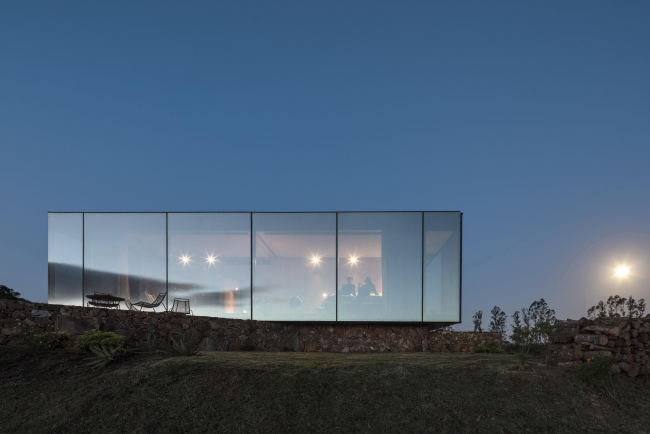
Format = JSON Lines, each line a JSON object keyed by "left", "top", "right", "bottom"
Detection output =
{"left": 48, "top": 211, "right": 462, "bottom": 324}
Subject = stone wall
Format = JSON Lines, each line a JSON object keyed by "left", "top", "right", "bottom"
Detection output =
{"left": 551, "top": 316, "right": 650, "bottom": 377}
{"left": 1, "top": 300, "right": 501, "bottom": 353}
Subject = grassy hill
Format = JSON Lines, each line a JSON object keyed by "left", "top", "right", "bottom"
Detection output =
{"left": 1, "top": 348, "right": 649, "bottom": 433}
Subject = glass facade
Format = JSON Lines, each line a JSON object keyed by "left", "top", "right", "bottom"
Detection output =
{"left": 337, "top": 212, "right": 422, "bottom": 322}
{"left": 253, "top": 213, "right": 336, "bottom": 321}
{"left": 168, "top": 213, "right": 250, "bottom": 319}
{"left": 48, "top": 213, "right": 83, "bottom": 305}
{"left": 48, "top": 211, "right": 462, "bottom": 323}
{"left": 423, "top": 212, "right": 461, "bottom": 322}
{"left": 83, "top": 213, "right": 167, "bottom": 308}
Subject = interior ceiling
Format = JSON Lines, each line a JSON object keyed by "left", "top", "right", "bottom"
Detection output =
{"left": 256, "top": 233, "right": 341, "bottom": 258}
{"left": 169, "top": 234, "right": 250, "bottom": 257}
{"left": 156, "top": 230, "right": 455, "bottom": 259}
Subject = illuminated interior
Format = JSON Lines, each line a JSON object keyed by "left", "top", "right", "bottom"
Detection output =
{"left": 48, "top": 211, "right": 462, "bottom": 323}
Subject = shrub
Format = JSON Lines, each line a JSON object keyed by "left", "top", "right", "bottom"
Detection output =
{"left": 0, "top": 284, "right": 24, "bottom": 301}
{"left": 580, "top": 356, "right": 619, "bottom": 403}
{"left": 515, "top": 352, "right": 528, "bottom": 365}
{"left": 473, "top": 341, "right": 506, "bottom": 354}
{"left": 580, "top": 356, "right": 614, "bottom": 381}
{"left": 24, "top": 331, "right": 71, "bottom": 353}
{"left": 166, "top": 329, "right": 202, "bottom": 357}
{"left": 86, "top": 344, "right": 139, "bottom": 369}
{"left": 75, "top": 330, "right": 125, "bottom": 352}
{"left": 133, "top": 330, "right": 159, "bottom": 353}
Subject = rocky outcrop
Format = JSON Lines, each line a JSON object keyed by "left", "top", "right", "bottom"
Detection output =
{"left": 0, "top": 300, "right": 501, "bottom": 353}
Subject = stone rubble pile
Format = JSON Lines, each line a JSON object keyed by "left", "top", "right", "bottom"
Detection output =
{"left": 551, "top": 316, "right": 650, "bottom": 377}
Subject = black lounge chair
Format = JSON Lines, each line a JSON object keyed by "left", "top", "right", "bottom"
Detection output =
{"left": 128, "top": 293, "right": 167, "bottom": 312}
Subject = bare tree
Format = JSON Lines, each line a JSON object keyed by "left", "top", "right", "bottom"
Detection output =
{"left": 472, "top": 310, "right": 483, "bottom": 333}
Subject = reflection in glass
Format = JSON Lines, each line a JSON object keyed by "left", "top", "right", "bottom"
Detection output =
{"left": 168, "top": 213, "right": 251, "bottom": 319}
{"left": 84, "top": 213, "right": 166, "bottom": 307}
{"left": 253, "top": 213, "right": 336, "bottom": 321}
{"left": 48, "top": 213, "right": 83, "bottom": 305}
{"left": 423, "top": 212, "right": 461, "bottom": 322}
{"left": 337, "top": 212, "right": 422, "bottom": 321}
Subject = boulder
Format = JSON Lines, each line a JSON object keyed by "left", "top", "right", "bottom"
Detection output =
{"left": 31, "top": 310, "right": 52, "bottom": 319}
{"left": 216, "top": 336, "right": 229, "bottom": 351}
{"left": 1, "top": 328, "right": 21, "bottom": 336}
{"left": 59, "top": 307, "right": 71, "bottom": 316}
{"left": 557, "top": 361, "right": 582, "bottom": 368}
{"left": 628, "top": 363, "right": 641, "bottom": 378}
{"left": 197, "top": 337, "right": 217, "bottom": 351}
{"left": 55, "top": 315, "right": 99, "bottom": 335}
{"left": 11, "top": 311, "right": 26, "bottom": 320}
{"left": 289, "top": 335, "right": 302, "bottom": 352}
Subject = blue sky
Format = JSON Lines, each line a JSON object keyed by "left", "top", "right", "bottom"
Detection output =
{"left": 1, "top": 1, "right": 649, "bottom": 330}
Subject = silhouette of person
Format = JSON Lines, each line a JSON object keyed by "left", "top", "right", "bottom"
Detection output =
{"left": 340, "top": 276, "right": 356, "bottom": 296}
{"left": 358, "top": 276, "right": 378, "bottom": 298}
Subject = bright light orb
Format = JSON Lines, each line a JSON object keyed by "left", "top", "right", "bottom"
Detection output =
{"left": 616, "top": 266, "right": 629, "bottom": 277}
{"left": 179, "top": 254, "right": 192, "bottom": 265}
{"left": 205, "top": 255, "right": 217, "bottom": 265}
{"left": 311, "top": 256, "right": 321, "bottom": 265}
{"left": 349, "top": 256, "right": 358, "bottom": 265}
{"left": 322, "top": 292, "right": 328, "bottom": 298}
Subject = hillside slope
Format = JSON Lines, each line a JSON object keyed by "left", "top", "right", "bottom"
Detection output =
{"left": 1, "top": 350, "right": 649, "bottom": 433}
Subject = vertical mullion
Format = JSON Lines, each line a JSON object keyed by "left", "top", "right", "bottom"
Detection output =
{"left": 335, "top": 212, "right": 338, "bottom": 322}
{"left": 165, "top": 213, "right": 169, "bottom": 311}
{"left": 421, "top": 212, "right": 424, "bottom": 323}
{"left": 82, "top": 213, "right": 85, "bottom": 307}
{"left": 459, "top": 212, "right": 463, "bottom": 323}
{"left": 250, "top": 213, "right": 253, "bottom": 321}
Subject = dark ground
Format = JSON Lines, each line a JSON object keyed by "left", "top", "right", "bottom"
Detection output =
{"left": 1, "top": 348, "right": 649, "bottom": 434}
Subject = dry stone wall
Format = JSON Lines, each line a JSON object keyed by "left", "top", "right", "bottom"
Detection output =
{"left": 551, "top": 316, "right": 650, "bottom": 377}
{"left": 1, "top": 300, "right": 501, "bottom": 353}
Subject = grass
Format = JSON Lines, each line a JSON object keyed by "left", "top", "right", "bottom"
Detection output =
{"left": 1, "top": 348, "right": 650, "bottom": 433}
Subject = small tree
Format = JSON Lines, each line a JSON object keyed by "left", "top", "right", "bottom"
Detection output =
{"left": 511, "top": 310, "right": 521, "bottom": 328}
{"left": 489, "top": 306, "right": 507, "bottom": 334}
{"left": 537, "top": 319, "right": 563, "bottom": 367}
{"left": 607, "top": 295, "right": 626, "bottom": 317}
{"left": 510, "top": 299, "right": 556, "bottom": 355}
{"left": 625, "top": 296, "right": 646, "bottom": 318}
{"left": 587, "top": 295, "right": 646, "bottom": 319}
{"left": 0, "top": 285, "right": 23, "bottom": 301}
{"left": 472, "top": 311, "right": 483, "bottom": 333}
{"left": 510, "top": 324, "right": 534, "bottom": 354}
{"left": 587, "top": 300, "right": 607, "bottom": 319}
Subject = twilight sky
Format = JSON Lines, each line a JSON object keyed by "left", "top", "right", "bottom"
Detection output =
{"left": 1, "top": 1, "right": 649, "bottom": 330}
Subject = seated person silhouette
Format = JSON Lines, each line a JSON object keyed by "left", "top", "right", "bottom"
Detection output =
{"left": 357, "top": 276, "right": 378, "bottom": 298}
{"left": 340, "top": 276, "right": 356, "bottom": 296}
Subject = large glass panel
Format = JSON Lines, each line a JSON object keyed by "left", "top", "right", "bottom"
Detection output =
{"left": 84, "top": 213, "right": 166, "bottom": 308}
{"left": 168, "top": 213, "right": 251, "bottom": 319}
{"left": 337, "top": 212, "right": 422, "bottom": 322}
{"left": 423, "top": 212, "right": 461, "bottom": 322}
{"left": 253, "top": 213, "right": 336, "bottom": 321}
{"left": 48, "top": 213, "right": 83, "bottom": 305}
